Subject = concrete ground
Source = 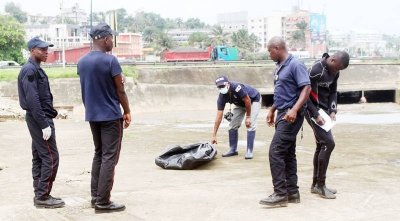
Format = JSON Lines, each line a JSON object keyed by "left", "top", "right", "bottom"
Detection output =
{"left": 0, "top": 103, "right": 400, "bottom": 221}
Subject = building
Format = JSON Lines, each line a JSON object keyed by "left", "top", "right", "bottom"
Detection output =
{"left": 60, "top": 3, "right": 88, "bottom": 26}
{"left": 113, "top": 33, "right": 143, "bottom": 60}
{"left": 166, "top": 29, "right": 212, "bottom": 46}
{"left": 283, "top": 10, "right": 327, "bottom": 58}
{"left": 248, "top": 17, "right": 267, "bottom": 50}
{"left": 217, "top": 11, "right": 248, "bottom": 33}
{"left": 25, "top": 24, "right": 88, "bottom": 49}
{"left": 45, "top": 33, "right": 143, "bottom": 64}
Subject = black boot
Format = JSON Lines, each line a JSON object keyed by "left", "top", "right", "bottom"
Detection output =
{"left": 259, "top": 193, "right": 288, "bottom": 207}
{"left": 314, "top": 182, "right": 336, "bottom": 199}
{"left": 222, "top": 129, "right": 238, "bottom": 157}
{"left": 245, "top": 131, "right": 255, "bottom": 159}
{"left": 311, "top": 184, "right": 337, "bottom": 194}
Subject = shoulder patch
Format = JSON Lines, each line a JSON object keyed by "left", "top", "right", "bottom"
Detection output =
{"left": 235, "top": 85, "right": 241, "bottom": 92}
{"left": 27, "top": 74, "right": 35, "bottom": 82}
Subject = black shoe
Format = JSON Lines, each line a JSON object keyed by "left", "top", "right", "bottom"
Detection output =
{"left": 311, "top": 185, "right": 337, "bottom": 194}
{"left": 91, "top": 198, "right": 96, "bottom": 208}
{"left": 259, "top": 193, "right": 288, "bottom": 207}
{"left": 222, "top": 150, "right": 238, "bottom": 157}
{"left": 48, "top": 195, "right": 62, "bottom": 200}
{"left": 288, "top": 192, "right": 300, "bottom": 203}
{"left": 95, "top": 202, "right": 125, "bottom": 213}
{"left": 34, "top": 196, "right": 65, "bottom": 208}
{"left": 313, "top": 185, "right": 336, "bottom": 199}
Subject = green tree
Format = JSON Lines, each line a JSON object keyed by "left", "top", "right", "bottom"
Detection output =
{"left": 290, "top": 21, "right": 307, "bottom": 50}
{"left": 142, "top": 27, "right": 160, "bottom": 44}
{"left": 210, "top": 25, "right": 229, "bottom": 46}
{"left": 4, "top": 2, "right": 27, "bottom": 23}
{"left": 188, "top": 32, "right": 210, "bottom": 47}
{"left": 0, "top": 15, "right": 25, "bottom": 63}
{"left": 184, "top": 18, "right": 205, "bottom": 29}
{"left": 231, "top": 29, "right": 260, "bottom": 59}
{"left": 175, "top": 18, "right": 183, "bottom": 28}
{"left": 157, "top": 33, "right": 174, "bottom": 50}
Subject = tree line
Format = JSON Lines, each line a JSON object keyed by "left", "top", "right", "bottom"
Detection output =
{"left": 1, "top": 3, "right": 265, "bottom": 62}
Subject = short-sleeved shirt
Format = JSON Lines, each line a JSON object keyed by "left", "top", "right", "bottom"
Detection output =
{"left": 217, "top": 82, "right": 260, "bottom": 110}
{"left": 273, "top": 54, "right": 310, "bottom": 110}
{"left": 18, "top": 58, "right": 58, "bottom": 129}
{"left": 77, "top": 51, "right": 123, "bottom": 122}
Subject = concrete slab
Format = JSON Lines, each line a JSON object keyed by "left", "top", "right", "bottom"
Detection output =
{"left": 0, "top": 103, "right": 399, "bottom": 220}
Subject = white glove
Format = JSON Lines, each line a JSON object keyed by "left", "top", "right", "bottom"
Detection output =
{"left": 42, "top": 126, "right": 52, "bottom": 140}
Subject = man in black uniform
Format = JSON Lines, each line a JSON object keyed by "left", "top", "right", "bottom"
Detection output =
{"left": 305, "top": 51, "right": 350, "bottom": 199}
{"left": 18, "top": 37, "right": 65, "bottom": 208}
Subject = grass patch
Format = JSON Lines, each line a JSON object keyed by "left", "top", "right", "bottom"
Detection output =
{"left": 0, "top": 65, "right": 138, "bottom": 81}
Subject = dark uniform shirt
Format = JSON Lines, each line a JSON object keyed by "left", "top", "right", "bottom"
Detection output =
{"left": 273, "top": 54, "right": 310, "bottom": 110}
{"left": 77, "top": 51, "right": 123, "bottom": 122}
{"left": 18, "top": 58, "right": 58, "bottom": 129}
{"left": 307, "top": 53, "right": 339, "bottom": 118}
{"left": 217, "top": 82, "right": 260, "bottom": 110}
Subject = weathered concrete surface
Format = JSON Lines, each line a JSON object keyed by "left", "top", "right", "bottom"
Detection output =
{"left": 1, "top": 64, "right": 399, "bottom": 111}
{"left": 0, "top": 103, "right": 399, "bottom": 220}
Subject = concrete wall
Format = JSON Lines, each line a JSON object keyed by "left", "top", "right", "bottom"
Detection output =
{"left": 1, "top": 64, "right": 400, "bottom": 112}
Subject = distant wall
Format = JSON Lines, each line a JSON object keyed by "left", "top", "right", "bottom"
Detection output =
{"left": 1, "top": 64, "right": 399, "bottom": 111}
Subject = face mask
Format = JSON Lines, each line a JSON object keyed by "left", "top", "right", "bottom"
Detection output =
{"left": 219, "top": 85, "right": 229, "bottom": 94}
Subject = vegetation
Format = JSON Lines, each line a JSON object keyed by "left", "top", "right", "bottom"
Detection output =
{"left": 4, "top": 2, "right": 27, "bottom": 23}
{"left": 0, "top": 15, "right": 25, "bottom": 64}
{"left": 290, "top": 21, "right": 308, "bottom": 50}
{"left": 210, "top": 26, "right": 229, "bottom": 46}
{"left": 231, "top": 29, "right": 260, "bottom": 59}
{"left": 0, "top": 65, "right": 138, "bottom": 81}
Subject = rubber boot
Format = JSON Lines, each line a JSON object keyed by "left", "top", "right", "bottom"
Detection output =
{"left": 222, "top": 129, "right": 238, "bottom": 157}
{"left": 245, "top": 131, "right": 256, "bottom": 159}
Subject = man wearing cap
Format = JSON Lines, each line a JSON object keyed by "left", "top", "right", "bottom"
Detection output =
{"left": 77, "top": 22, "right": 131, "bottom": 212}
{"left": 211, "top": 76, "right": 261, "bottom": 159}
{"left": 18, "top": 37, "right": 65, "bottom": 208}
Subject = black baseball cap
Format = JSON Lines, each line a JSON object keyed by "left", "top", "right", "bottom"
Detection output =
{"left": 89, "top": 22, "right": 118, "bottom": 40}
{"left": 215, "top": 76, "right": 229, "bottom": 87}
{"left": 28, "top": 37, "right": 54, "bottom": 50}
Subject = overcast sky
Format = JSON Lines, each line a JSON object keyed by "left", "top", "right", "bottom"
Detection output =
{"left": 1, "top": 0, "right": 399, "bottom": 35}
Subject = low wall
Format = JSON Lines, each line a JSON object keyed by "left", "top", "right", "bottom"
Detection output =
{"left": 1, "top": 63, "right": 400, "bottom": 112}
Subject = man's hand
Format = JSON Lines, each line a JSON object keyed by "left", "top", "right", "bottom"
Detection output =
{"left": 283, "top": 108, "right": 297, "bottom": 123}
{"left": 42, "top": 126, "right": 51, "bottom": 140}
{"left": 267, "top": 109, "right": 275, "bottom": 127}
{"left": 316, "top": 115, "right": 325, "bottom": 126}
{"left": 123, "top": 112, "right": 131, "bottom": 129}
{"left": 211, "top": 136, "right": 217, "bottom": 144}
{"left": 245, "top": 116, "right": 251, "bottom": 128}
{"left": 330, "top": 112, "right": 336, "bottom": 121}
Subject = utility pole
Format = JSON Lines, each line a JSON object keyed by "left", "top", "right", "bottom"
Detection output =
{"left": 60, "top": 0, "right": 66, "bottom": 68}
{"left": 90, "top": 0, "right": 93, "bottom": 49}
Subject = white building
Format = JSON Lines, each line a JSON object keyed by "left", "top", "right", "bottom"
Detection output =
{"left": 167, "top": 29, "right": 212, "bottom": 45}
{"left": 25, "top": 24, "right": 89, "bottom": 49}
{"left": 217, "top": 11, "right": 248, "bottom": 33}
{"left": 248, "top": 17, "right": 267, "bottom": 50}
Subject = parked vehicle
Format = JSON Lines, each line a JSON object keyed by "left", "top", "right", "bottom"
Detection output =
{"left": 0, "top": 61, "right": 20, "bottom": 67}
{"left": 161, "top": 46, "right": 239, "bottom": 62}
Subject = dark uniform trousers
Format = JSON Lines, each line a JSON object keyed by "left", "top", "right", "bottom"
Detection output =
{"left": 25, "top": 113, "right": 59, "bottom": 199}
{"left": 305, "top": 110, "right": 335, "bottom": 185}
{"left": 89, "top": 118, "right": 123, "bottom": 204}
{"left": 269, "top": 108, "right": 304, "bottom": 196}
